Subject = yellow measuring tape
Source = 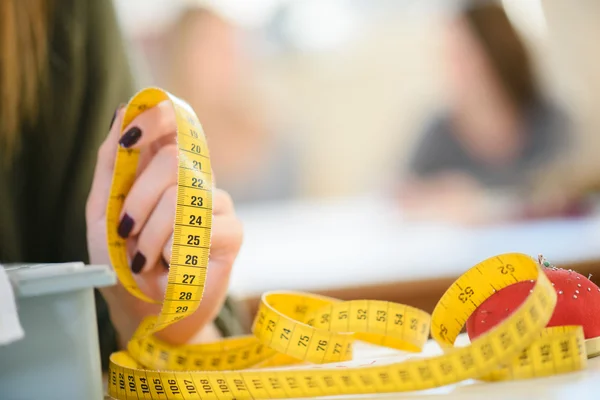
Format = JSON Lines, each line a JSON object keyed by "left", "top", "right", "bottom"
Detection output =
{"left": 106, "top": 88, "right": 599, "bottom": 399}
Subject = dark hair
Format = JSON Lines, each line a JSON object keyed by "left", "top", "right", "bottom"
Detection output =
{"left": 462, "top": 2, "right": 539, "bottom": 109}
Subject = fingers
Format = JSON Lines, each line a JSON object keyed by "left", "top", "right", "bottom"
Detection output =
{"left": 212, "top": 188, "right": 235, "bottom": 216}
{"left": 133, "top": 192, "right": 242, "bottom": 276}
{"left": 87, "top": 99, "right": 199, "bottom": 223}
{"left": 132, "top": 186, "right": 177, "bottom": 274}
{"left": 86, "top": 105, "right": 125, "bottom": 221}
{"left": 206, "top": 213, "right": 244, "bottom": 266}
{"left": 117, "top": 144, "right": 178, "bottom": 239}
{"left": 156, "top": 190, "right": 242, "bottom": 270}
{"left": 118, "top": 100, "right": 177, "bottom": 150}
{"left": 162, "top": 234, "right": 174, "bottom": 268}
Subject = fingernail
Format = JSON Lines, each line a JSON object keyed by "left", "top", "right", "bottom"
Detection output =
{"left": 117, "top": 213, "right": 134, "bottom": 238}
{"left": 109, "top": 103, "right": 125, "bottom": 130}
{"left": 109, "top": 109, "right": 117, "bottom": 130}
{"left": 119, "top": 127, "right": 142, "bottom": 148}
{"left": 161, "top": 257, "right": 170, "bottom": 270}
{"left": 131, "top": 252, "right": 146, "bottom": 274}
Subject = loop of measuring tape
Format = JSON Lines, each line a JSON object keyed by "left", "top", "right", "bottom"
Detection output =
{"left": 106, "top": 88, "right": 598, "bottom": 400}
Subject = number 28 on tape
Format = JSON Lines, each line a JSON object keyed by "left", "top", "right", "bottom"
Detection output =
{"left": 106, "top": 88, "right": 597, "bottom": 400}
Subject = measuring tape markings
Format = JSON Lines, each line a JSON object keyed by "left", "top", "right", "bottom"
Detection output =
{"left": 106, "top": 88, "right": 213, "bottom": 340}
{"left": 106, "top": 88, "right": 594, "bottom": 400}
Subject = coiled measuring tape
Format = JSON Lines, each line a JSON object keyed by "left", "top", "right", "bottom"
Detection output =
{"left": 106, "top": 88, "right": 600, "bottom": 400}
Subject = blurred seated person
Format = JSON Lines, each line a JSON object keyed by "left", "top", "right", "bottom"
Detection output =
{"left": 153, "top": 6, "right": 299, "bottom": 204}
{"left": 397, "top": 2, "right": 586, "bottom": 225}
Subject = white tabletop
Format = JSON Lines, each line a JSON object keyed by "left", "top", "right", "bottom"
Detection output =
{"left": 229, "top": 195, "right": 600, "bottom": 298}
{"left": 300, "top": 334, "right": 600, "bottom": 400}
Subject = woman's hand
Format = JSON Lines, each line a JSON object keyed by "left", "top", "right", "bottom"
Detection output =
{"left": 85, "top": 102, "right": 243, "bottom": 348}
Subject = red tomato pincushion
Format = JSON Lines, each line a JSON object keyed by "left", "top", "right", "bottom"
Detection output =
{"left": 466, "top": 264, "right": 600, "bottom": 341}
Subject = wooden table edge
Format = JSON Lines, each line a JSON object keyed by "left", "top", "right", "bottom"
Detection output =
{"left": 235, "top": 258, "right": 600, "bottom": 332}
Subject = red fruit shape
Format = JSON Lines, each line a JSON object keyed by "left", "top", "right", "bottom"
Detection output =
{"left": 466, "top": 267, "right": 600, "bottom": 341}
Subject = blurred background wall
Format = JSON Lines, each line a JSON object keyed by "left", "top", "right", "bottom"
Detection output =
{"left": 111, "top": 0, "right": 600, "bottom": 216}
{"left": 540, "top": 0, "right": 600, "bottom": 193}
{"left": 105, "top": 0, "right": 600, "bottom": 307}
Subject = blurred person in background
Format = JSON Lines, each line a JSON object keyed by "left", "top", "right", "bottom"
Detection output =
{"left": 153, "top": 6, "right": 299, "bottom": 204}
{"left": 397, "top": 2, "right": 586, "bottom": 225}
{"left": 0, "top": 0, "right": 245, "bottom": 374}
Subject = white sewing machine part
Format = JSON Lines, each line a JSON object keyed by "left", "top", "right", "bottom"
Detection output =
{"left": 0, "top": 262, "right": 115, "bottom": 400}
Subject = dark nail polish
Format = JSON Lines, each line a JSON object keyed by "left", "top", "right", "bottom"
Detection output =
{"left": 109, "top": 109, "right": 117, "bottom": 130}
{"left": 119, "top": 127, "right": 142, "bottom": 148}
{"left": 131, "top": 252, "right": 146, "bottom": 274}
{"left": 161, "top": 257, "right": 170, "bottom": 270}
{"left": 117, "top": 213, "right": 134, "bottom": 238}
{"left": 110, "top": 103, "right": 126, "bottom": 130}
